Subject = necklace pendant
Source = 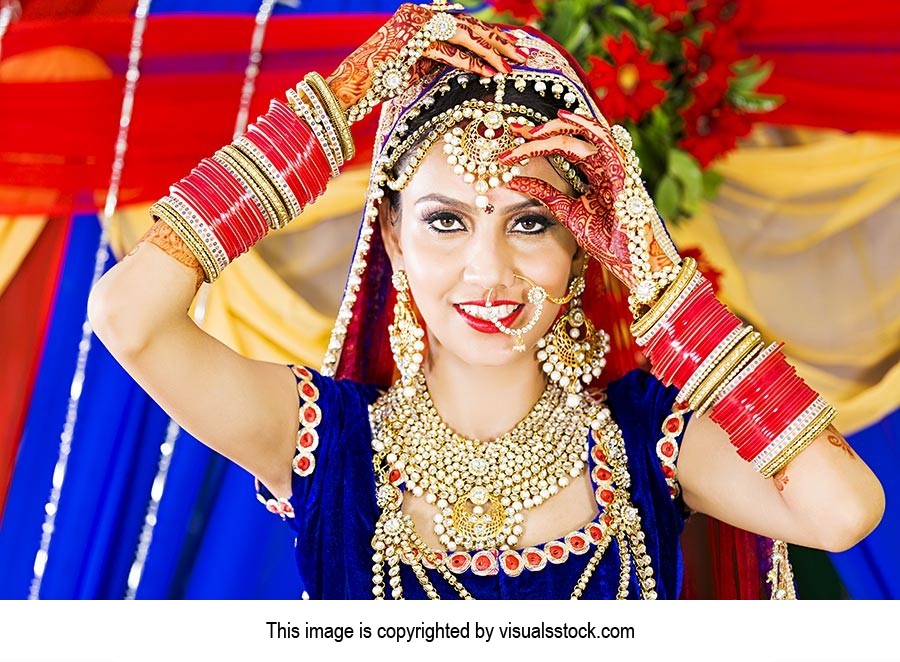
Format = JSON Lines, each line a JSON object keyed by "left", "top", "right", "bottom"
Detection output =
{"left": 450, "top": 487, "right": 510, "bottom": 550}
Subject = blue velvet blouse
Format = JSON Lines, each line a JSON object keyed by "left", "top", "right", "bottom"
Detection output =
{"left": 256, "top": 367, "right": 690, "bottom": 599}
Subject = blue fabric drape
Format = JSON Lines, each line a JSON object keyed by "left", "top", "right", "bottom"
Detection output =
{"left": 829, "top": 409, "right": 900, "bottom": 599}
{"left": 0, "top": 215, "right": 299, "bottom": 599}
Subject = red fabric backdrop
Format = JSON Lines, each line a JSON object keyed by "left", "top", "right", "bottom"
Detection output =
{"left": 1, "top": 2, "right": 899, "bottom": 216}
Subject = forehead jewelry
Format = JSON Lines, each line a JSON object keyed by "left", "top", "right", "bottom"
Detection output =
{"left": 419, "top": 0, "right": 465, "bottom": 10}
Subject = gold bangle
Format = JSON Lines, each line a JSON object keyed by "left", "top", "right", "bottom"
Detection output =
{"left": 695, "top": 339, "right": 767, "bottom": 416}
{"left": 305, "top": 71, "right": 355, "bottom": 161}
{"left": 150, "top": 201, "right": 219, "bottom": 282}
{"left": 217, "top": 145, "right": 291, "bottom": 230}
{"left": 760, "top": 406, "right": 837, "bottom": 478}
{"left": 677, "top": 325, "right": 753, "bottom": 406}
{"left": 690, "top": 332, "right": 764, "bottom": 413}
{"left": 630, "top": 258, "right": 697, "bottom": 338}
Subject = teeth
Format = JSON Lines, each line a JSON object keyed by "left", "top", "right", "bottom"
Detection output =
{"left": 459, "top": 303, "right": 518, "bottom": 320}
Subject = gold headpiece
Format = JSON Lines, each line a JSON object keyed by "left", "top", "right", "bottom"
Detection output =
{"left": 372, "top": 52, "right": 596, "bottom": 209}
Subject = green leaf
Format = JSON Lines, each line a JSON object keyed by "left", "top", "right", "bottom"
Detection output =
{"left": 701, "top": 168, "right": 724, "bottom": 199}
{"left": 654, "top": 174, "right": 680, "bottom": 221}
{"left": 667, "top": 149, "right": 702, "bottom": 216}
{"left": 730, "top": 60, "right": 774, "bottom": 94}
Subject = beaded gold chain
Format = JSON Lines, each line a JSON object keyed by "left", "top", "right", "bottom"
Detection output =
{"left": 368, "top": 380, "right": 659, "bottom": 600}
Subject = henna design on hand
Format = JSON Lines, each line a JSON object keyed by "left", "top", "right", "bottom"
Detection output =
{"left": 504, "top": 113, "right": 640, "bottom": 288}
{"left": 134, "top": 221, "right": 204, "bottom": 291}
{"left": 326, "top": 4, "right": 523, "bottom": 111}
{"left": 827, "top": 433, "right": 856, "bottom": 459}
{"left": 326, "top": 4, "right": 430, "bottom": 110}
{"left": 772, "top": 468, "right": 789, "bottom": 492}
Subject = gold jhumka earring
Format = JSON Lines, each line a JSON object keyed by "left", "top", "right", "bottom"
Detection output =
{"left": 535, "top": 263, "right": 609, "bottom": 408}
{"left": 389, "top": 270, "right": 426, "bottom": 397}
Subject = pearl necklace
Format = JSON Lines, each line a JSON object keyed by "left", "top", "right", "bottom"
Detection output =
{"left": 368, "top": 379, "right": 659, "bottom": 600}
{"left": 370, "top": 372, "right": 589, "bottom": 551}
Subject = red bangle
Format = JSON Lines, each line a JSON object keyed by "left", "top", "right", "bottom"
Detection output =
{"left": 187, "top": 168, "right": 255, "bottom": 256}
{"left": 193, "top": 160, "right": 258, "bottom": 248}
{"left": 172, "top": 177, "right": 242, "bottom": 259}
{"left": 256, "top": 116, "right": 313, "bottom": 200}
{"left": 268, "top": 99, "right": 330, "bottom": 194}
{"left": 201, "top": 157, "right": 268, "bottom": 244}
{"left": 244, "top": 125, "right": 314, "bottom": 205}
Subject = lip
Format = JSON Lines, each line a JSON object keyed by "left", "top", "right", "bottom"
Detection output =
{"left": 454, "top": 302, "right": 524, "bottom": 334}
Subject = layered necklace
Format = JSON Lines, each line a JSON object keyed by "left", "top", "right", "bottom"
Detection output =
{"left": 368, "top": 374, "right": 658, "bottom": 600}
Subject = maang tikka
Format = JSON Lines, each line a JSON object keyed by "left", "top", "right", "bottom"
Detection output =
{"left": 389, "top": 270, "right": 425, "bottom": 397}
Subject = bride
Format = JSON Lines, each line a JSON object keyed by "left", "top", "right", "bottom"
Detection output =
{"left": 87, "top": 2, "right": 883, "bottom": 599}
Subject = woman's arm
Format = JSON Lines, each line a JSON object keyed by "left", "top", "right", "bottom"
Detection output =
{"left": 88, "top": 226, "right": 300, "bottom": 497}
{"left": 678, "top": 415, "right": 885, "bottom": 552}
{"left": 89, "top": 6, "right": 523, "bottom": 498}
{"left": 502, "top": 111, "right": 885, "bottom": 550}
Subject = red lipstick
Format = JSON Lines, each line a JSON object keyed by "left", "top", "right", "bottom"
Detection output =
{"left": 454, "top": 301, "right": 524, "bottom": 334}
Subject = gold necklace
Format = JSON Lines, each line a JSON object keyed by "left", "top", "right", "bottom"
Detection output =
{"left": 368, "top": 381, "right": 659, "bottom": 600}
{"left": 370, "top": 372, "right": 589, "bottom": 551}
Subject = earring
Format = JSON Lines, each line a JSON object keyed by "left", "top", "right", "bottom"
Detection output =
{"left": 389, "top": 270, "right": 425, "bottom": 397}
{"left": 536, "top": 266, "right": 609, "bottom": 407}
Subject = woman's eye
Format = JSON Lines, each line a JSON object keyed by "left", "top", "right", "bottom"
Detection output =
{"left": 511, "top": 215, "right": 552, "bottom": 234}
{"left": 424, "top": 212, "right": 466, "bottom": 233}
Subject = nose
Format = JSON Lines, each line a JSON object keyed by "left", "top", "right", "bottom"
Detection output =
{"left": 462, "top": 226, "right": 517, "bottom": 295}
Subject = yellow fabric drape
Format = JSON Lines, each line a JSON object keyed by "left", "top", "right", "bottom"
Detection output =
{"left": 0, "top": 217, "right": 48, "bottom": 297}
{"left": 671, "top": 129, "right": 900, "bottom": 434}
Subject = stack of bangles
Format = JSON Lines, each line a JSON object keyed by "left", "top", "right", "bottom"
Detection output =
{"left": 633, "top": 258, "right": 837, "bottom": 479}
{"left": 149, "top": 72, "right": 353, "bottom": 283}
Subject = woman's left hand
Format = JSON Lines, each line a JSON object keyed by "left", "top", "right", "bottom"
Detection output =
{"left": 500, "top": 109, "right": 676, "bottom": 292}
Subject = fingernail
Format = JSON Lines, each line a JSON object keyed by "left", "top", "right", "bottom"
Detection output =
{"left": 484, "top": 66, "right": 498, "bottom": 76}
{"left": 559, "top": 109, "right": 573, "bottom": 117}
{"left": 509, "top": 122, "right": 527, "bottom": 131}
{"left": 501, "top": 60, "right": 513, "bottom": 74}
{"left": 498, "top": 149, "right": 514, "bottom": 160}
{"left": 515, "top": 47, "right": 530, "bottom": 61}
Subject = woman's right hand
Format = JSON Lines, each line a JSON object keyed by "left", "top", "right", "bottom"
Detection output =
{"left": 326, "top": 3, "right": 527, "bottom": 112}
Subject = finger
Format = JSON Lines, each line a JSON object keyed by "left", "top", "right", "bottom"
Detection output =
{"left": 557, "top": 109, "right": 614, "bottom": 146}
{"left": 510, "top": 119, "right": 587, "bottom": 141}
{"left": 424, "top": 41, "right": 499, "bottom": 78}
{"left": 506, "top": 175, "right": 575, "bottom": 219}
{"left": 450, "top": 20, "right": 513, "bottom": 74}
{"left": 456, "top": 15, "right": 524, "bottom": 60}
{"left": 500, "top": 135, "right": 596, "bottom": 164}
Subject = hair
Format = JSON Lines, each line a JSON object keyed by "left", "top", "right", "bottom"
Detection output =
{"left": 384, "top": 72, "right": 573, "bottom": 216}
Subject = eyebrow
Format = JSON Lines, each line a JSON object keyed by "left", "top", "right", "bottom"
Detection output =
{"left": 414, "top": 193, "right": 548, "bottom": 215}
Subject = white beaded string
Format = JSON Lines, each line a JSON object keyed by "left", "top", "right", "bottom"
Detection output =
{"left": 123, "top": 0, "right": 288, "bottom": 599}
{"left": 29, "top": 0, "right": 153, "bottom": 600}
{"left": 0, "top": 1, "right": 21, "bottom": 63}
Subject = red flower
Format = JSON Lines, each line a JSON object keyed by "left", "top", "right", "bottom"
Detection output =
{"left": 487, "top": 0, "right": 543, "bottom": 23}
{"left": 682, "top": 28, "right": 741, "bottom": 86}
{"left": 691, "top": 0, "right": 751, "bottom": 35}
{"left": 679, "top": 95, "right": 752, "bottom": 166}
{"left": 634, "top": 0, "right": 690, "bottom": 23}
{"left": 587, "top": 33, "right": 671, "bottom": 123}
{"left": 679, "top": 246, "right": 724, "bottom": 293}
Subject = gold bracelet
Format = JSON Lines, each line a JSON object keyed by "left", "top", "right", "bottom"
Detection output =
{"left": 150, "top": 201, "right": 219, "bottom": 282}
{"left": 217, "top": 145, "right": 291, "bottom": 230}
{"left": 760, "top": 406, "right": 837, "bottom": 478}
{"left": 630, "top": 257, "right": 697, "bottom": 338}
{"left": 305, "top": 71, "right": 355, "bottom": 161}
{"left": 690, "top": 332, "right": 764, "bottom": 414}
{"left": 677, "top": 325, "right": 753, "bottom": 406}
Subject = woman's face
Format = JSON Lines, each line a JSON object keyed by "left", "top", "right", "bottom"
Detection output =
{"left": 381, "top": 140, "right": 582, "bottom": 369}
